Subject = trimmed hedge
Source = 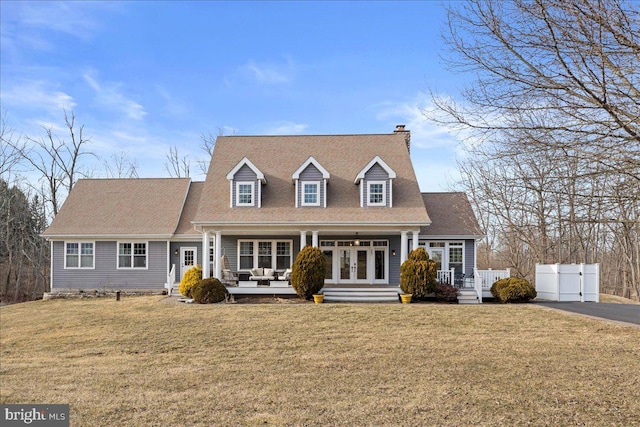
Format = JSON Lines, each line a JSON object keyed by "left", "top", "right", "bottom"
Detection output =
{"left": 291, "top": 246, "right": 326, "bottom": 299}
{"left": 400, "top": 247, "right": 438, "bottom": 298}
{"left": 434, "top": 281, "right": 459, "bottom": 302}
{"left": 490, "top": 277, "right": 537, "bottom": 303}
{"left": 191, "top": 278, "right": 228, "bottom": 304}
{"left": 179, "top": 265, "right": 202, "bottom": 297}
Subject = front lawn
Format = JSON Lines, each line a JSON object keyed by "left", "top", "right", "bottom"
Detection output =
{"left": 1, "top": 296, "right": 638, "bottom": 426}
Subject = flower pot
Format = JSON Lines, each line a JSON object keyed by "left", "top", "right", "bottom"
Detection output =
{"left": 313, "top": 294, "right": 324, "bottom": 304}
{"left": 400, "top": 293, "right": 412, "bottom": 304}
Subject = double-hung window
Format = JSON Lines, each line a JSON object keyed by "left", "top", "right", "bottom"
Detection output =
{"left": 65, "top": 242, "right": 94, "bottom": 269}
{"left": 118, "top": 242, "right": 147, "bottom": 269}
{"left": 236, "top": 182, "right": 254, "bottom": 206}
{"left": 448, "top": 242, "right": 463, "bottom": 275}
{"left": 239, "top": 241, "right": 254, "bottom": 269}
{"left": 367, "top": 181, "right": 386, "bottom": 206}
{"left": 301, "top": 182, "right": 320, "bottom": 206}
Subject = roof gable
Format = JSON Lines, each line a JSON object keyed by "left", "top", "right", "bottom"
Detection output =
{"left": 226, "top": 157, "right": 266, "bottom": 183}
{"left": 354, "top": 155, "right": 397, "bottom": 184}
{"left": 292, "top": 156, "right": 330, "bottom": 181}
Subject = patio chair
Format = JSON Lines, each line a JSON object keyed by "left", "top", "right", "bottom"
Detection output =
{"left": 221, "top": 269, "right": 238, "bottom": 286}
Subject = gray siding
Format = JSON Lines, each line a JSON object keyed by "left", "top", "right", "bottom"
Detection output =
{"left": 52, "top": 240, "right": 168, "bottom": 291}
{"left": 231, "top": 164, "right": 258, "bottom": 208}
{"left": 297, "top": 164, "right": 325, "bottom": 207}
{"left": 169, "top": 242, "right": 203, "bottom": 283}
{"left": 464, "top": 239, "right": 475, "bottom": 277}
{"left": 363, "top": 163, "right": 390, "bottom": 207}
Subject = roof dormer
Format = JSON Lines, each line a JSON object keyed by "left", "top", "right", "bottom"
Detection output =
{"left": 355, "top": 156, "right": 396, "bottom": 208}
{"left": 226, "top": 157, "right": 266, "bottom": 208}
{"left": 292, "top": 156, "right": 330, "bottom": 208}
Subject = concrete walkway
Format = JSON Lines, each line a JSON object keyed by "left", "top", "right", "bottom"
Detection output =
{"left": 536, "top": 302, "right": 640, "bottom": 326}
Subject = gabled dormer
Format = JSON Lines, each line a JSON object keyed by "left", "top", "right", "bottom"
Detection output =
{"left": 226, "top": 157, "right": 266, "bottom": 208}
{"left": 355, "top": 156, "right": 397, "bottom": 208}
{"left": 292, "top": 156, "right": 330, "bottom": 208}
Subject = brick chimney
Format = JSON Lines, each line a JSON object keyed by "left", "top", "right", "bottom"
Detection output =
{"left": 394, "top": 124, "right": 410, "bottom": 153}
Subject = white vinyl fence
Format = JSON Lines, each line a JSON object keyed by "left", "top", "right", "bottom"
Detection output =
{"left": 535, "top": 263, "right": 600, "bottom": 302}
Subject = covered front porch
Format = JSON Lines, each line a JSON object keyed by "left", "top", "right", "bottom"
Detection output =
{"left": 198, "top": 225, "right": 425, "bottom": 288}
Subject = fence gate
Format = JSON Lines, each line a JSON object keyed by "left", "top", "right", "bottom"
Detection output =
{"left": 535, "top": 263, "right": 599, "bottom": 302}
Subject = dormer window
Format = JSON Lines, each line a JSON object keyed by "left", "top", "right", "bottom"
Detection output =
{"left": 302, "top": 182, "right": 320, "bottom": 206}
{"left": 236, "top": 182, "right": 254, "bottom": 206}
{"left": 355, "top": 156, "right": 396, "bottom": 208}
{"left": 226, "top": 157, "right": 266, "bottom": 208}
{"left": 367, "top": 181, "right": 386, "bottom": 206}
{"left": 292, "top": 156, "right": 330, "bottom": 208}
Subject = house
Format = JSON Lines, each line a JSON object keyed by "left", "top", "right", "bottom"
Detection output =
{"left": 42, "top": 126, "right": 484, "bottom": 301}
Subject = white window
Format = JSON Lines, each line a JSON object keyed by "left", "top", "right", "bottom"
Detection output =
{"left": 65, "top": 242, "right": 94, "bottom": 269}
{"left": 236, "top": 182, "right": 254, "bottom": 206}
{"left": 118, "top": 242, "right": 147, "bottom": 269}
{"left": 367, "top": 181, "right": 386, "bottom": 206}
{"left": 238, "top": 240, "right": 293, "bottom": 270}
{"left": 301, "top": 182, "right": 320, "bottom": 206}
{"left": 449, "top": 242, "right": 464, "bottom": 275}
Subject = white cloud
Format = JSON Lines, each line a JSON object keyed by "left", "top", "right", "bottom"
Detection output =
{"left": 264, "top": 121, "right": 308, "bottom": 135}
{"left": 83, "top": 73, "right": 146, "bottom": 121}
{"left": 241, "top": 56, "right": 295, "bottom": 85}
{"left": 375, "top": 92, "right": 459, "bottom": 150}
{"left": 0, "top": 80, "right": 76, "bottom": 114}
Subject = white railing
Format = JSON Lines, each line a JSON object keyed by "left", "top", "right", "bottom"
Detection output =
{"left": 473, "top": 274, "right": 483, "bottom": 303}
{"left": 166, "top": 264, "right": 176, "bottom": 295}
{"left": 474, "top": 268, "right": 511, "bottom": 290}
{"left": 437, "top": 269, "right": 455, "bottom": 285}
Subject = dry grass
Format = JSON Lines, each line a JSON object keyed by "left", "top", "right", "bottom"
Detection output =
{"left": 1, "top": 296, "right": 639, "bottom": 426}
{"left": 599, "top": 293, "right": 640, "bottom": 304}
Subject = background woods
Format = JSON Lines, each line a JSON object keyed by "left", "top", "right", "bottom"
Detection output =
{"left": 432, "top": 0, "right": 639, "bottom": 299}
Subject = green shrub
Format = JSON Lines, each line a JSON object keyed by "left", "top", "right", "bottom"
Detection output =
{"left": 490, "top": 277, "right": 537, "bottom": 303}
{"left": 400, "top": 247, "right": 437, "bottom": 298}
{"left": 179, "top": 264, "right": 202, "bottom": 297}
{"left": 434, "top": 281, "right": 459, "bottom": 302}
{"left": 291, "top": 246, "right": 326, "bottom": 299}
{"left": 191, "top": 278, "right": 228, "bottom": 304}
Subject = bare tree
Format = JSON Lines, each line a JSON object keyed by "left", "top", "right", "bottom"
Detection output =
{"left": 164, "top": 145, "right": 190, "bottom": 178}
{"left": 196, "top": 127, "right": 235, "bottom": 175}
{"left": 7, "top": 110, "right": 93, "bottom": 217}
{"left": 0, "top": 112, "right": 24, "bottom": 178}
{"left": 103, "top": 151, "right": 139, "bottom": 178}
{"left": 433, "top": 0, "right": 640, "bottom": 299}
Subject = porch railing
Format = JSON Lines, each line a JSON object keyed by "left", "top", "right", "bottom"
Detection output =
{"left": 437, "top": 269, "right": 455, "bottom": 285}
{"left": 166, "top": 264, "right": 175, "bottom": 294}
{"left": 473, "top": 268, "right": 511, "bottom": 291}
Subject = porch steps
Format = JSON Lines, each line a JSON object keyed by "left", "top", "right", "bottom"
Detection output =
{"left": 322, "top": 287, "right": 401, "bottom": 303}
{"left": 457, "top": 288, "right": 480, "bottom": 304}
{"left": 170, "top": 286, "right": 183, "bottom": 297}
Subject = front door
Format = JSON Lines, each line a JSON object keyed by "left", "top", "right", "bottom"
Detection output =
{"left": 338, "top": 248, "right": 369, "bottom": 284}
{"left": 180, "top": 247, "right": 197, "bottom": 279}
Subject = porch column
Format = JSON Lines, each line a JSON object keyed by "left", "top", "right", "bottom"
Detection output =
{"left": 412, "top": 231, "right": 420, "bottom": 250}
{"left": 400, "top": 231, "right": 408, "bottom": 265}
{"left": 312, "top": 231, "right": 319, "bottom": 247}
{"left": 214, "top": 231, "right": 222, "bottom": 280}
{"left": 300, "top": 231, "right": 307, "bottom": 249}
{"left": 202, "top": 231, "right": 210, "bottom": 278}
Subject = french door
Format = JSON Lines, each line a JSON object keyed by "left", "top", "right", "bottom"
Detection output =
{"left": 322, "top": 242, "right": 388, "bottom": 285}
{"left": 339, "top": 248, "right": 369, "bottom": 284}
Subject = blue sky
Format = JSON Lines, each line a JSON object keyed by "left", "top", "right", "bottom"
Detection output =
{"left": 1, "top": 1, "right": 465, "bottom": 191}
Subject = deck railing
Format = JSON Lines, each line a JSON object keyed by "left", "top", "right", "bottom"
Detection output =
{"left": 437, "top": 269, "right": 455, "bottom": 285}
{"left": 473, "top": 268, "right": 511, "bottom": 290}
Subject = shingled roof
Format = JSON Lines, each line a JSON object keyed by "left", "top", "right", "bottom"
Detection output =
{"left": 42, "top": 178, "right": 191, "bottom": 238}
{"left": 420, "top": 192, "right": 483, "bottom": 237}
{"left": 193, "top": 133, "right": 430, "bottom": 226}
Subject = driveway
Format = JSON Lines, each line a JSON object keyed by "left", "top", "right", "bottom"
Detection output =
{"left": 536, "top": 301, "right": 640, "bottom": 326}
